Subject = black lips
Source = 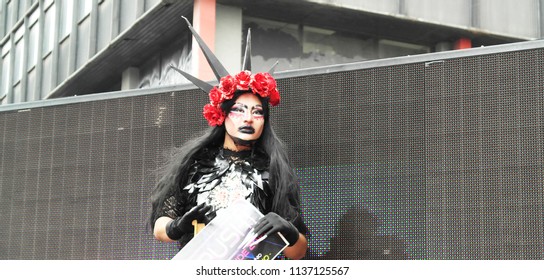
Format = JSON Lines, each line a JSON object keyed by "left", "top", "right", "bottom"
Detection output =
{"left": 238, "top": 126, "right": 255, "bottom": 134}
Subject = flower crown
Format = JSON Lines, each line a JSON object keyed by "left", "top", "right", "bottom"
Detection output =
{"left": 170, "top": 16, "right": 280, "bottom": 127}
{"left": 203, "top": 70, "right": 280, "bottom": 126}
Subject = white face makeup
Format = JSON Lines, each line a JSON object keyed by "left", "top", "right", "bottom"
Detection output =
{"left": 223, "top": 93, "right": 265, "bottom": 150}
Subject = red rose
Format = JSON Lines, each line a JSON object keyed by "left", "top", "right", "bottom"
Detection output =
{"left": 203, "top": 104, "right": 225, "bottom": 126}
{"left": 235, "top": 70, "right": 252, "bottom": 91}
{"left": 209, "top": 86, "right": 223, "bottom": 106}
{"left": 263, "top": 72, "right": 277, "bottom": 90}
{"left": 250, "top": 72, "right": 270, "bottom": 98}
{"left": 219, "top": 75, "right": 236, "bottom": 100}
{"left": 269, "top": 88, "right": 280, "bottom": 106}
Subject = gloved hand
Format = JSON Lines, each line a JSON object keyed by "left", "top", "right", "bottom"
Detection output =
{"left": 253, "top": 212, "right": 300, "bottom": 246}
{"left": 166, "top": 203, "right": 212, "bottom": 240}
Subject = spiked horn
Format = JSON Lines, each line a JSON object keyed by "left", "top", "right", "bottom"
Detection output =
{"left": 181, "top": 16, "right": 230, "bottom": 82}
{"left": 172, "top": 16, "right": 280, "bottom": 94}
{"left": 242, "top": 29, "right": 252, "bottom": 71}
{"left": 267, "top": 60, "right": 279, "bottom": 74}
{"left": 169, "top": 64, "right": 213, "bottom": 93}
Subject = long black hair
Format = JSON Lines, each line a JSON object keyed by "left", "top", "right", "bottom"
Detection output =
{"left": 149, "top": 92, "right": 301, "bottom": 230}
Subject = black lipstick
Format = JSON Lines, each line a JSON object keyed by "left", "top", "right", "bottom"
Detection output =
{"left": 238, "top": 126, "right": 255, "bottom": 134}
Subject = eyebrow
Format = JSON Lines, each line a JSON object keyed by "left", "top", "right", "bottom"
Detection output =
{"left": 233, "top": 102, "right": 263, "bottom": 110}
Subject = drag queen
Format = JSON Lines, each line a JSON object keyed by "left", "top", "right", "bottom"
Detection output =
{"left": 149, "top": 17, "right": 307, "bottom": 259}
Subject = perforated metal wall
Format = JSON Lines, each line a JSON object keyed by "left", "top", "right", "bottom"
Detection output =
{"left": 1, "top": 42, "right": 543, "bottom": 260}
{"left": 423, "top": 49, "right": 544, "bottom": 259}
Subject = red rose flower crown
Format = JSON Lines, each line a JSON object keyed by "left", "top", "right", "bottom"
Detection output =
{"left": 171, "top": 16, "right": 280, "bottom": 126}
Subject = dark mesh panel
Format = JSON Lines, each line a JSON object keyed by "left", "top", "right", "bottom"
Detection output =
{"left": 424, "top": 49, "right": 544, "bottom": 259}
{"left": 277, "top": 64, "right": 426, "bottom": 259}
{"left": 0, "top": 45, "right": 543, "bottom": 259}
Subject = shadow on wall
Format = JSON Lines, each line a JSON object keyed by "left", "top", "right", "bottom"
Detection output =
{"left": 307, "top": 206, "right": 407, "bottom": 260}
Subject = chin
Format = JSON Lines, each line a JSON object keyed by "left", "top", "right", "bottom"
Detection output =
{"left": 239, "top": 136, "right": 258, "bottom": 142}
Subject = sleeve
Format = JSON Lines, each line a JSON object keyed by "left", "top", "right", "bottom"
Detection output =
{"left": 157, "top": 193, "right": 197, "bottom": 250}
{"left": 158, "top": 195, "right": 183, "bottom": 220}
{"left": 157, "top": 159, "right": 201, "bottom": 221}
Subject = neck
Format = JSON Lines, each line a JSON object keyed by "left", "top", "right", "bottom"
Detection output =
{"left": 224, "top": 143, "right": 252, "bottom": 152}
{"left": 224, "top": 134, "right": 254, "bottom": 151}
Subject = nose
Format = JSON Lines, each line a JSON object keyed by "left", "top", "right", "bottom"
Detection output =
{"left": 243, "top": 111, "right": 254, "bottom": 123}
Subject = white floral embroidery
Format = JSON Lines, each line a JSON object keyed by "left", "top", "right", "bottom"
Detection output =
{"left": 189, "top": 158, "right": 263, "bottom": 215}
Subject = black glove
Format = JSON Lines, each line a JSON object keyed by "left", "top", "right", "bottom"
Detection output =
{"left": 253, "top": 212, "right": 300, "bottom": 246}
{"left": 166, "top": 203, "right": 212, "bottom": 240}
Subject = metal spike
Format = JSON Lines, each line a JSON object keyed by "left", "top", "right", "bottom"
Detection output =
{"left": 181, "top": 16, "right": 230, "bottom": 81}
{"left": 169, "top": 65, "right": 214, "bottom": 93}
{"left": 267, "top": 60, "right": 279, "bottom": 74}
{"left": 242, "top": 29, "right": 252, "bottom": 71}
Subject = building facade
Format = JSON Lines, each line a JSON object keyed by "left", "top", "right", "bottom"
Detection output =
{"left": 1, "top": 0, "right": 543, "bottom": 105}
